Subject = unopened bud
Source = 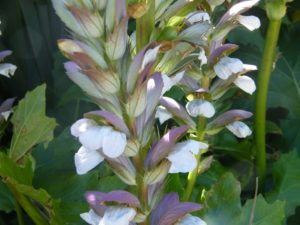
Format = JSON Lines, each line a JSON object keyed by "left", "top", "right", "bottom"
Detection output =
{"left": 144, "top": 161, "right": 170, "bottom": 185}
{"left": 106, "top": 157, "right": 137, "bottom": 185}
{"left": 68, "top": 5, "right": 104, "bottom": 38}
{"left": 124, "top": 139, "right": 140, "bottom": 157}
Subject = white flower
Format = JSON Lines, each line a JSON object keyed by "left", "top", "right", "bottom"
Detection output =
{"left": 234, "top": 75, "right": 256, "bottom": 94}
{"left": 162, "top": 71, "right": 185, "bottom": 95}
{"left": 167, "top": 140, "right": 209, "bottom": 173}
{"left": 155, "top": 106, "right": 172, "bottom": 124}
{"left": 186, "top": 11, "right": 211, "bottom": 24}
{"left": 238, "top": 15, "right": 261, "bottom": 31}
{"left": 74, "top": 146, "right": 104, "bottom": 175}
{"left": 214, "top": 57, "right": 244, "bottom": 80}
{"left": 226, "top": 121, "right": 252, "bottom": 138}
{"left": 71, "top": 118, "right": 127, "bottom": 175}
{"left": 0, "top": 63, "right": 17, "bottom": 78}
{"left": 71, "top": 118, "right": 97, "bottom": 137}
{"left": 80, "top": 209, "right": 101, "bottom": 225}
{"left": 175, "top": 214, "right": 207, "bottom": 225}
{"left": 198, "top": 48, "right": 207, "bottom": 66}
{"left": 186, "top": 100, "right": 215, "bottom": 118}
{"left": 99, "top": 207, "right": 136, "bottom": 225}
{"left": 81, "top": 207, "right": 136, "bottom": 225}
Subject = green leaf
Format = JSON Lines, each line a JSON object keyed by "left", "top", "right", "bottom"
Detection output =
{"left": 201, "top": 173, "right": 286, "bottom": 225}
{"left": 267, "top": 151, "right": 300, "bottom": 218}
{"left": 9, "top": 84, "right": 56, "bottom": 161}
{"left": 202, "top": 173, "right": 242, "bottom": 224}
{"left": 0, "top": 152, "right": 33, "bottom": 185}
{"left": 241, "top": 195, "right": 285, "bottom": 225}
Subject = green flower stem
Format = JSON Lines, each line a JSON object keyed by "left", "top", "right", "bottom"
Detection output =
{"left": 7, "top": 183, "right": 49, "bottom": 225}
{"left": 136, "top": 0, "right": 155, "bottom": 52}
{"left": 184, "top": 117, "right": 207, "bottom": 201}
{"left": 134, "top": 2, "right": 155, "bottom": 224}
{"left": 255, "top": 19, "right": 282, "bottom": 184}
{"left": 14, "top": 199, "right": 25, "bottom": 225}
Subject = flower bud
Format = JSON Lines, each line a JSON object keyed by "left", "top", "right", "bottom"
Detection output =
{"left": 124, "top": 139, "right": 140, "bottom": 157}
{"left": 106, "top": 157, "right": 137, "bottom": 185}
{"left": 105, "top": 17, "right": 128, "bottom": 60}
{"left": 144, "top": 160, "right": 171, "bottom": 185}
{"left": 68, "top": 5, "right": 104, "bottom": 38}
{"left": 126, "top": 84, "right": 147, "bottom": 118}
{"left": 128, "top": 2, "right": 149, "bottom": 19}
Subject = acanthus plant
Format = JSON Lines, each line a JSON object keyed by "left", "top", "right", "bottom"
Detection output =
{"left": 52, "top": 0, "right": 260, "bottom": 224}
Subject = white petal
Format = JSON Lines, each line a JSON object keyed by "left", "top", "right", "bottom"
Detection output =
{"left": 186, "top": 100, "right": 215, "bottom": 118}
{"left": 167, "top": 149, "right": 197, "bottom": 173}
{"left": 0, "top": 63, "right": 17, "bottom": 78}
{"left": 214, "top": 57, "right": 244, "bottom": 80}
{"left": 74, "top": 146, "right": 104, "bottom": 175}
{"left": 79, "top": 126, "right": 112, "bottom": 150}
{"left": 1, "top": 110, "right": 12, "bottom": 120}
{"left": 243, "top": 64, "right": 258, "bottom": 71}
{"left": 238, "top": 15, "right": 261, "bottom": 31}
{"left": 162, "top": 71, "right": 184, "bottom": 94}
{"left": 198, "top": 48, "right": 207, "bottom": 66}
{"left": 102, "top": 130, "right": 127, "bottom": 158}
{"left": 176, "top": 214, "right": 207, "bottom": 225}
{"left": 99, "top": 207, "right": 136, "bottom": 225}
{"left": 155, "top": 106, "right": 173, "bottom": 124}
{"left": 71, "top": 118, "right": 97, "bottom": 137}
{"left": 234, "top": 76, "right": 256, "bottom": 94}
{"left": 80, "top": 209, "right": 102, "bottom": 225}
{"left": 226, "top": 121, "right": 252, "bottom": 138}
{"left": 141, "top": 45, "right": 160, "bottom": 71}
{"left": 186, "top": 11, "right": 211, "bottom": 24}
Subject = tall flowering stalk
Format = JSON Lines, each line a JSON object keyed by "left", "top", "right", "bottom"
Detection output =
{"left": 52, "top": 0, "right": 260, "bottom": 224}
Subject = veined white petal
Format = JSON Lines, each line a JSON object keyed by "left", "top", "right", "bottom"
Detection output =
{"left": 186, "top": 100, "right": 215, "bottom": 118}
{"left": 102, "top": 130, "right": 127, "bottom": 158}
{"left": 99, "top": 207, "right": 136, "bottom": 225}
{"left": 214, "top": 57, "right": 244, "bottom": 80}
{"left": 234, "top": 75, "right": 256, "bottom": 94}
{"left": 167, "top": 149, "right": 197, "bottom": 173}
{"left": 155, "top": 106, "right": 173, "bottom": 124}
{"left": 186, "top": 11, "right": 211, "bottom": 24}
{"left": 198, "top": 48, "right": 207, "bottom": 66}
{"left": 141, "top": 45, "right": 160, "bottom": 71}
{"left": 226, "top": 121, "right": 252, "bottom": 138}
{"left": 79, "top": 126, "right": 112, "bottom": 150}
{"left": 238, "top": 15, "right": 261, "bottom": 31}
{"left": 175, "top": 214, "right": 207, "bottom": 225}
{"left": 162, "top": 71, "right": 184, "bottom": 94}
{"left": 74, "top": 146, "right": 104, "bottom": 175}
{"left": 80, "top": 209, "right": 102, "bottom": 225}
{"left": 0, "top": 63, "right": 17, "bottom": 78}
{"left": 71, "top": 118, "right": 97, "bottom": 137}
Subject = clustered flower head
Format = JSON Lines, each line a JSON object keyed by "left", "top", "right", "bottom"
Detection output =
{"left": 53, "top": 0, "right": 260, "bottom": 224}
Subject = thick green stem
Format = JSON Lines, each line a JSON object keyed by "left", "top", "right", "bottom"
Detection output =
{"left": 136, "top": 0, "right": 155, "bottom": 52}
{"left": 255, "top": 19, "right": 282, "bottom": 184}
{"left": 7, "top": 184, "right": 49, "bottom": 225}
{"left": 184, "top": 117, "right": 206, "bottom": 201}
